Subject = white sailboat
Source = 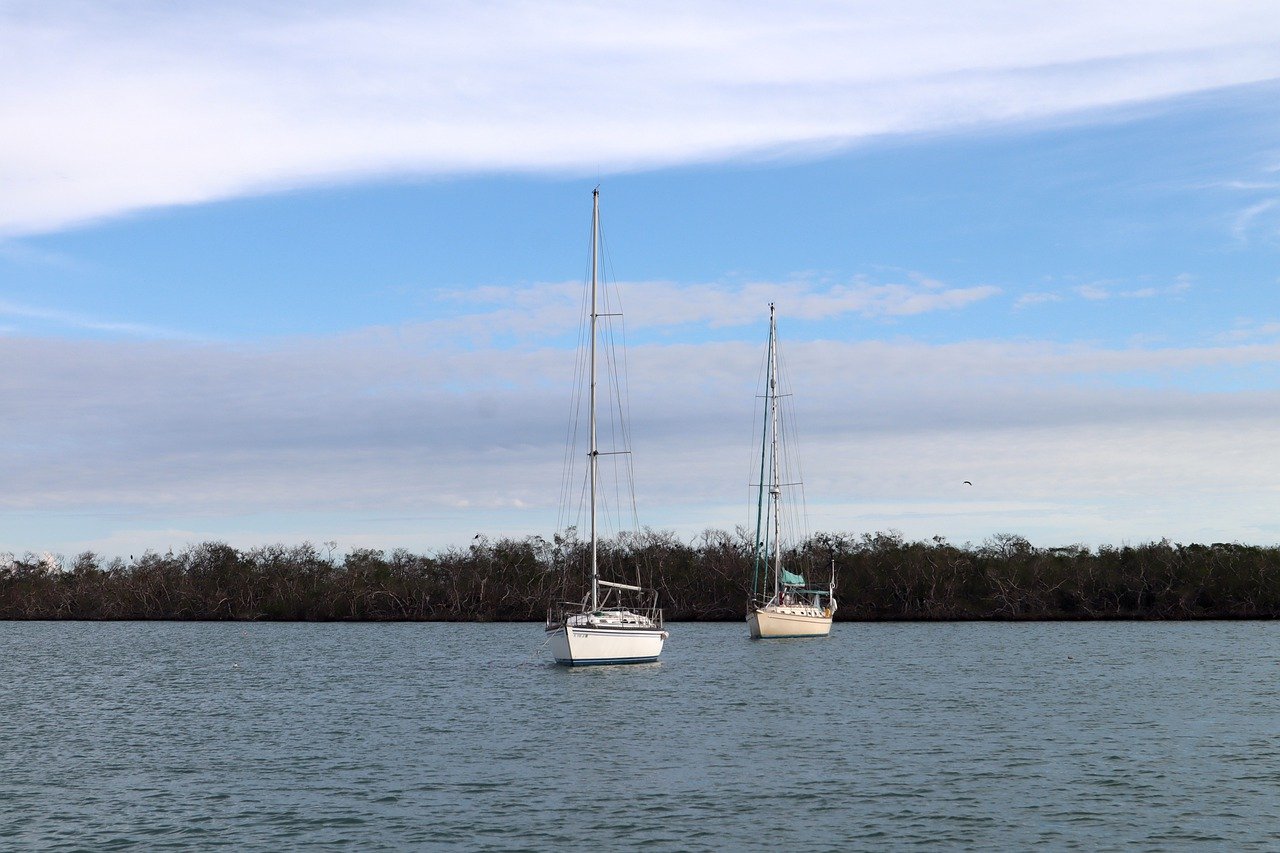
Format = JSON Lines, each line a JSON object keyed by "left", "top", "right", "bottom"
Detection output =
{"left": 545, "top": 188, "right": 668, "bottom": 666}
{"left": 746, "top": 303, "right": 837, "bottom": 639}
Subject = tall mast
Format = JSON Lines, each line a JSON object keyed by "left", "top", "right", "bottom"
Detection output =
{"left": 769, "top": 303, "right": 782, "bottom": 600}
{"left": 589, "top": 188, "right": 600, "bottom": 612}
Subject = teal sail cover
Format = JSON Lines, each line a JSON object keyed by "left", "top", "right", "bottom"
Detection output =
{"left": 781, "top": 569, "right": 805, "bottom": 586}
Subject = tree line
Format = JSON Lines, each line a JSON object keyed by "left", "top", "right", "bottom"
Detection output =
{"left": 2, "top": 529, "right": 1278, "bottom": 620}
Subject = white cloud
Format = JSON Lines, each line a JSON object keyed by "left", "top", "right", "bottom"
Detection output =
{"left": 3, "top": 1, "right": 1280, "bottom": 234}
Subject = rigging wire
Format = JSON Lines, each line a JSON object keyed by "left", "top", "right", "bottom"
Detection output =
{"left": 774, "top": 328, "right": 812, "bottom": 577}
{"left": 598, "top": 220, "right": 641, "bottom": 535}
{"left": 554, "top": 193, "right": 643, "bottom": 591}
{"left": 554, "top": 210, "right": 600, "bottom": 599}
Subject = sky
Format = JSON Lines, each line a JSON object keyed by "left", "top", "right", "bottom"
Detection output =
{"left": 4, "top": 1, "right": 1280, "bottom": 558}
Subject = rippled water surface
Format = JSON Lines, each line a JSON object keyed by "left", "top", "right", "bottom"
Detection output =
{"left": 2, "top": 621, "right": 1277, "bottom": 850}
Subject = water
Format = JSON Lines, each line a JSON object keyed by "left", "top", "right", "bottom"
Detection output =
{"left": 2, "top": 621, "right": 1276, "bottom": 850}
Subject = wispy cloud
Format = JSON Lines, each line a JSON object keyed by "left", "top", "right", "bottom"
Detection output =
{"left": 1014, "top": 292, "right": 1064, "bottom": 309}
{"left": 0, "top": 239, "right": 83, "bottom": 270}
{"left": 1075, "top": 283, "right": 1113, "bottom": 301}
{"left": 1214, "top": 180, "right": 1280, "bottom": 191}
{"left": 1231, "top": 198, "right": 1279, "bottom": 241}
{"left": 1058, "top": 275, "right": 1193, "bottom": 302}
{"left": 420, "top": 275, "right": 1000, "bottom": 345}
{"left": 0, "top": 299, "right": 193, "bottom": 339}
{"left": 1220, "top": 318, "right": 1280, "bottom": 342}
{"left": 1014, "top": 275, "right": 1191, "bottom": 306}
{"left": 4, "top": 2, "right": 1280, "bottom": 235}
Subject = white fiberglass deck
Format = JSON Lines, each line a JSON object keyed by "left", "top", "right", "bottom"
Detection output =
{"left": 546, "top": 610, "right": 668, "bottom": 665}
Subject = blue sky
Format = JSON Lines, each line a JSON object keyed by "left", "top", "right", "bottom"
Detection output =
{"left": 3, "top": 2, "right": 1280, "bottom": 558}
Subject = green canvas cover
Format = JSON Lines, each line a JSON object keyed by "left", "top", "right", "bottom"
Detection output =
{"left": 781, "top": 569, "right": 806, "bottom": 586}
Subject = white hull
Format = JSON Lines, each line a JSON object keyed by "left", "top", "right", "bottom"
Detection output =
{"left": 546, "top": 624, "right": 666, "bottom": 666}
{"left": 747, "top": 606, "right": 833, "bottom": 639}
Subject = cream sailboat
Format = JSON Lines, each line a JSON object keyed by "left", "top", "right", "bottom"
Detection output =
{"left": 746, "top": 304, "right": 837, "bottom": 639}
{"left": 545, "top": 188, "right": 668, "bottom": 665}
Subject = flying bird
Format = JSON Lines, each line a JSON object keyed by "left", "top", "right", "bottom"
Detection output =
{"left": 963, "top": 481, "right": 972, "bottom": 486}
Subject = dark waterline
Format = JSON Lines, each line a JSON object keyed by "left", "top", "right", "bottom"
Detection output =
{"left": 3, "top": 622, "right": 1276, "bottom": 850}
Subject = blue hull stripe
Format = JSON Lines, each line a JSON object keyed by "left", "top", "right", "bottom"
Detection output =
{"left": 555, "top": 656, "right": 659, "bottom": 666}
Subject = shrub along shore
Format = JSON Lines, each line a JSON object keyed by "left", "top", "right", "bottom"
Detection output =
{"left": 3, "top": 530, "right": 1278, "bottom": 621}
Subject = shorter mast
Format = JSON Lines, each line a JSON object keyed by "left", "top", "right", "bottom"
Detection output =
{"left": 768, "top": 303, "right": 782, "bottom": 601}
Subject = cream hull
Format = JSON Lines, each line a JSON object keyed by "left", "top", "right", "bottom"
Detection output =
{"left": 747, "top": 606, "right": 833, "bottom": 639}
{"left": 546, "top": 624, "right": 666, "bottom": 666}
